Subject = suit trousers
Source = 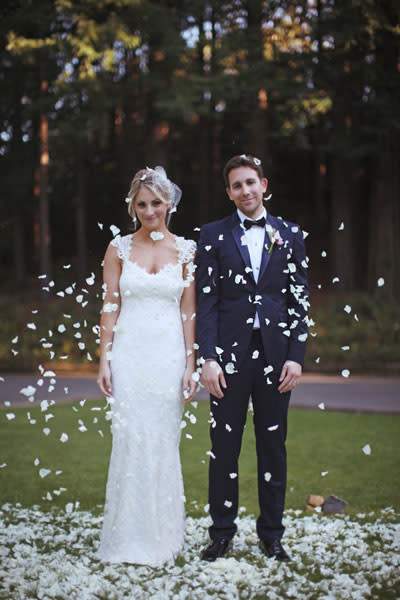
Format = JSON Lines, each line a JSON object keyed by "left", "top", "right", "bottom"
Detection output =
{"left": 208, "top": 330, "right": 290, "bottom": 543}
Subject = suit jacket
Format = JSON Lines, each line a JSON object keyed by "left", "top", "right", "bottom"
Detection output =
{"left": 195, "top": 211, "right": 310, "bottom": 373}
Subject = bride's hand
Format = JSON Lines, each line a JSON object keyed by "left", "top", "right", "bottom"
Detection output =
{"left": 97, "top": 363, "right": 113, "bottom": 398}
{"left": 182, "top": 367, "right": 197, "bottom": 404}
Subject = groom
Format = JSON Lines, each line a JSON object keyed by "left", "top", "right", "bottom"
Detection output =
{"left": 195, "top": 154, "right": 309, "bottom": 562}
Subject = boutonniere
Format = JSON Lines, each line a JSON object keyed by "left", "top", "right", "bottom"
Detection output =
{"left": 266, "top": 224, "right": 284, "bottom": 254}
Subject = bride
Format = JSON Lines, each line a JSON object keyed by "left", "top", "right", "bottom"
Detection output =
{"left": 96, "top": 166, "right": 197, "bottom": 567}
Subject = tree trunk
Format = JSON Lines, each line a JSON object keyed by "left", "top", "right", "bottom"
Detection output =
{"left": 11, "top": 77, "right": 26, "bottom": 285}
{"left": 367, "top": 134, "right": 400, "bottom": 300}
{"left": 39, "top": 59, "right": 51, "bottom": 287}
{"left": 367, "top": 0, "right": 400, "bottom": 300}
{"left": 13, "top": 211, "right": 25, "bottom": 286}
{"left": 246, "top": 0, "right": 268, "bottom": 159}
{"left": 76, "top": 143, "right": 87, "bottom": 284}
{"left": 329, "top": 157, "right": 355, "bottom": 290}
{"left": 197, "top": 9, "right": 212, "bottom": 225}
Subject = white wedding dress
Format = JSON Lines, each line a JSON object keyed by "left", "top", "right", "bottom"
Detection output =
{"left": 97, "top": 233, "right": 196, "bottom": 567}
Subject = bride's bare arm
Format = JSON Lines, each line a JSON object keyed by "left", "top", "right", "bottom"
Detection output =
{"left": 97, "top": 243, "right": 121, "bottom": 397}
{"left": 180, "top": 262, "right": 196, "bottom": 403}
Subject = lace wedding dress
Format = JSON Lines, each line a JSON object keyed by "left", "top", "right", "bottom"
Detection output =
{"left": 97, "top": 233, "right": 196, "bottom": 567}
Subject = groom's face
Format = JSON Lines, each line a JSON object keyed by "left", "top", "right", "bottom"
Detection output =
{"left": 226, "top": 166, "right": 268, "bottom": 219}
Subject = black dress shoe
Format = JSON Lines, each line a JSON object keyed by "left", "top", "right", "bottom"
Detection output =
{"left": 259, "top": 538, "right": 291, "bottom": 562}
{"left": 201, "top": 537, "right": 232, "bottom": 562}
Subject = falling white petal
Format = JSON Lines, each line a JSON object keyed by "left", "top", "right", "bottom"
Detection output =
{"left": 19, "top": 385, "right": 36, "bottom": 397}
{"left": 110, "top": 225, "right": 120, "bottom": 237}
{"left": 150, "top": 231, "right": 164, "bottom": 241}
{"left": 39, "top": 468, "right": 51, "bottom": 479}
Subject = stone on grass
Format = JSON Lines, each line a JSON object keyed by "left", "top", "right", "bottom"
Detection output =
{"left": 322, "top": 494, "right": 347, "bottom": 514}
{"left": 306, "top": 494, "right": 325, "bottom": 511}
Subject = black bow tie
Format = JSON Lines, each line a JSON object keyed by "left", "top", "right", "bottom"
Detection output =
{"left": 243, "top": 216, "right": 266, "bottom": 230}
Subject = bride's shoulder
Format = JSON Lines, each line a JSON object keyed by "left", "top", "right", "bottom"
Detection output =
{"left": 109, "top": 234, "right": 131, "bottom": 259}
{"left": 175, "top": 236, "right": 196, "bottom": 263}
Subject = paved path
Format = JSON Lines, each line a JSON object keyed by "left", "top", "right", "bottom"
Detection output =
{"left": 1, "top": 372, "right": 399, "bottom": 413}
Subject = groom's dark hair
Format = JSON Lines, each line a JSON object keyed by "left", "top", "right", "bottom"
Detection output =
{"left": 223, "top": 154, "right": 265, "bottom": 187}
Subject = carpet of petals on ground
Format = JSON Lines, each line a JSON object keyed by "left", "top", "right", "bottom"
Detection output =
{"left": 0, "top": 504, "right": 399, "bottom": 600}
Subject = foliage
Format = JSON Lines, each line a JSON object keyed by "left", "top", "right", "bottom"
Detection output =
{"left": 0, "top": 0, "right": 399, "bottom": 298}
{"left": 305, "top": 292, "right": 400, "bottom": 373}
{"left": 0, "top": 284, "right": 102, "bottom": 371}
{"left": 0, "top": 290, "right": 399, "bottom": 373}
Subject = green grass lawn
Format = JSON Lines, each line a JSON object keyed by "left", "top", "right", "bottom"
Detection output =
{"left": 1, "top": 399, "right": 399, "bottom": 516}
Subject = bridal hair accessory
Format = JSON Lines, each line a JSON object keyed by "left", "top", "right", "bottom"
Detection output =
{"left": 139, "top": 166, "right": 182, "bottom": 214}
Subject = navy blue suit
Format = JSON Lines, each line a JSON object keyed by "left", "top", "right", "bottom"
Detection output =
{"left": 195, "top": 211, "right": 309, "bottom": 542}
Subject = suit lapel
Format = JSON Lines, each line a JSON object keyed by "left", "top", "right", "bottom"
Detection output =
{"left": 258, "top": 213, "right": 278, "bottom": 282}
{"left": 230, "top": 214, "right": 254, "bottom": 279}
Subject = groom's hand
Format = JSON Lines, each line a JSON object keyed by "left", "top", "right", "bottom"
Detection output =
{"left": 278, "top": 360, "right": 302, "bottom": 393}
{"left": 201, "top": 360, "right": 227, "bottom": 399}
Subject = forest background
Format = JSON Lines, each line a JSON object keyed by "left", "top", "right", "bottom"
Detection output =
{"left": 0, "top": 0, "right": 399, "bottom": 374}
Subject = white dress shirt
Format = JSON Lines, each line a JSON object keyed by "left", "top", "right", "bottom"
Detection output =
{"left": 237, "top": 208, "right": 267, "bottom": 329}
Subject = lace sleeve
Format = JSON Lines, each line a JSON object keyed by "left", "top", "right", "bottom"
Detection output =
{"left": 177, "top": 238, "right": 196, "bottom": 288}
{"left": 110, "top": 235, "right": 130, "bottom": 261}
{"left": 178, "top": 238, "right": 196, "bottom": 264}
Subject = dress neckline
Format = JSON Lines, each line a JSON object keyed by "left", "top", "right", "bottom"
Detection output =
{"left": 126, "top": 234, "right": 181, "bottom": 276}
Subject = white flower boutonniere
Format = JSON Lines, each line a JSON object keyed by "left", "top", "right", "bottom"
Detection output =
{"left": 266, "top": 225, "right": 284, "bottom": 255}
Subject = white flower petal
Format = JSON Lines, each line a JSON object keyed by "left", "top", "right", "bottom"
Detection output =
{"left": 110, "top": 224, "right": 120, "bottom": 237}
{"left": 362, "top": 444, "right": 371, "bottom": 455}
{"left": 150, "top": 231, "right": 164, "bottom": 241}
{"left": 39, "top": 468, "right": 51, "bottom": 478}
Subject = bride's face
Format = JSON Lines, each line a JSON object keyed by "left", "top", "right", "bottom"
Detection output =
{"left": 134, "top": 186, "right": 169, "bottom": 230}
